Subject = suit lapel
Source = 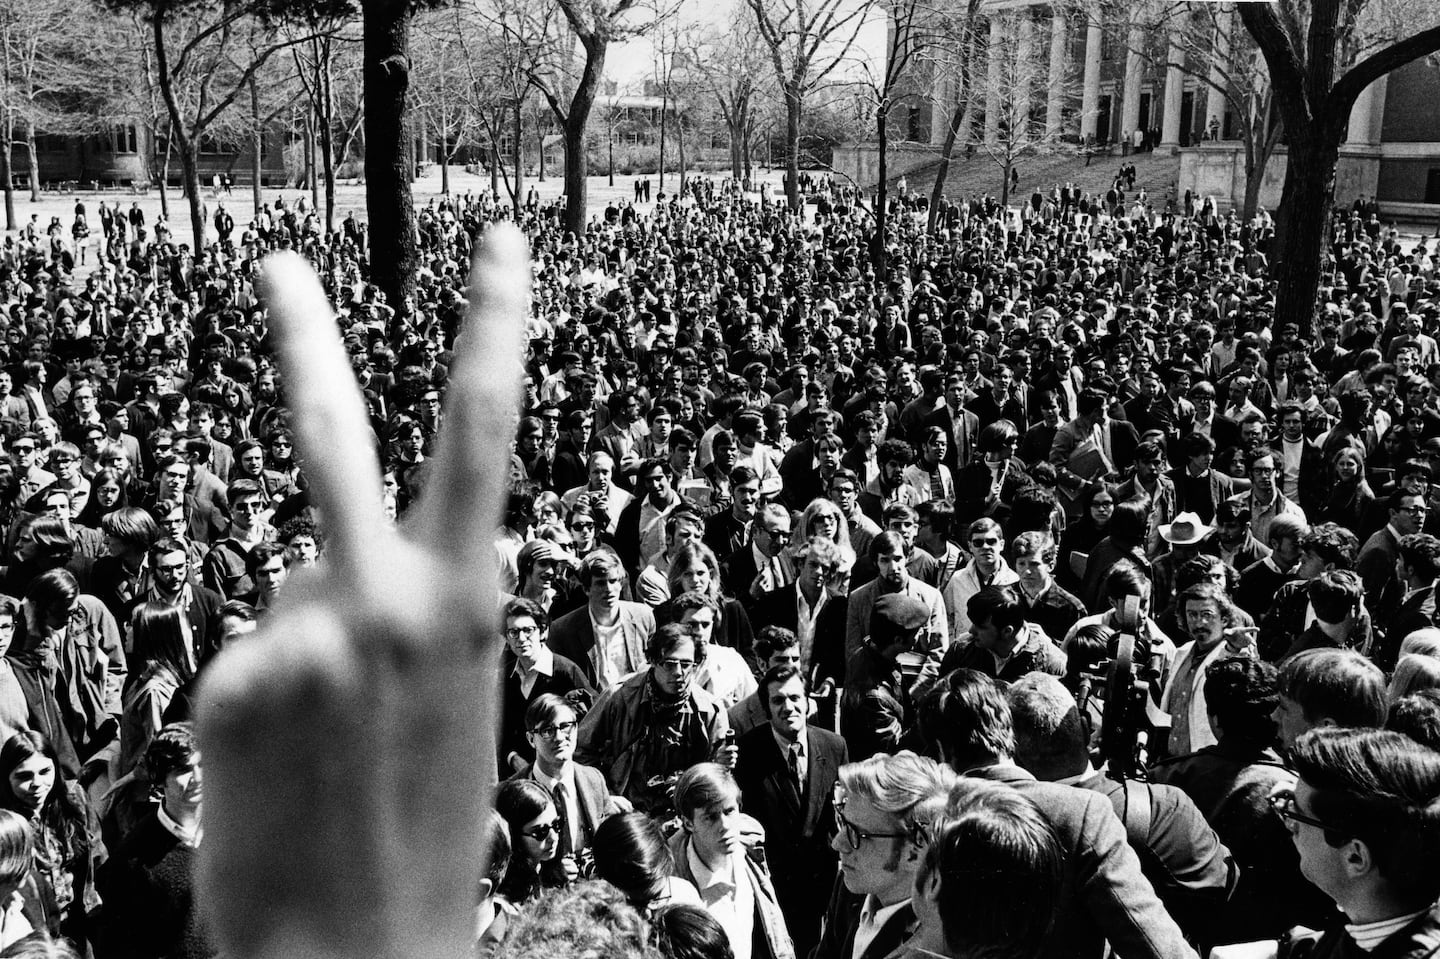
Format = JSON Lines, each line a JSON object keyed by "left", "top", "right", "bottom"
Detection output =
{"left": 802, "top": 728, "right": 830, "bottom": 832}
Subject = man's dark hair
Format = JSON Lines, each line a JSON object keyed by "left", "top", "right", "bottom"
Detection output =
{"left": 918, "top": 669, "right": 1015, "bottom": 769}
{"left": 758, "top": 665, "right": 807, "bottom": 715}
{"left": 1278, "top": 648, "right": 1388, "bottom": 730}
{"left": 1298, "top": 523, "right": 1360, "bottom": 570}
{"left": 754, "top": 626, "right": 799, "bottom": 662}
{"left": 1204, "top": 657, "right": 1279, "bottom": 748}
{"left": 966, "top": 585, "right": 1026, "bottom": 635}
{"left": 1399, "top": 534, "right": 1440, "bottom": 583}
{"left": 145, "top": 721, "right": 198, "bottom": 785}
{"left": 1290, "top": 727, "right": 1440, "bottom": 907}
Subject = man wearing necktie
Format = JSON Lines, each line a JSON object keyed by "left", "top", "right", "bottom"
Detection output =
{"left": 735, "top": 665, "right": 848, "bottom": 958}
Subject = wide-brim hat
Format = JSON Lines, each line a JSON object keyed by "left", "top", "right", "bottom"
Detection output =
{"left": 1159, "top": 511, "right": 1214, "bottom": 546}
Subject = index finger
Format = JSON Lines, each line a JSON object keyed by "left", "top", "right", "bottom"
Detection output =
{"left": 259, "top": 253, "right": 386, "bottom": 583}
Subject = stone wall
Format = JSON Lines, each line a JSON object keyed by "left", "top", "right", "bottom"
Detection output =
{"left": 831, "top": 142, "right": 942, "bottom": 190}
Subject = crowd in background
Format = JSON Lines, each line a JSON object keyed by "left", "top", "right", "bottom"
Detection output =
{"left": 0, "top": 165, "right": 1431, "bottom": 959}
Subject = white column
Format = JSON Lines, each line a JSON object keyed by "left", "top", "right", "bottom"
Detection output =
{"left": 1205, "top": 9, "right": 1231, "bottom": 138}
{"left": 1120, "top": 22, "right": 1145, "bottom": 148}
{"left": 1346, "top": 74, "right": 1389, "bottom": 146}
{"left": 1046, "top": 10, "right": 1069, "bottom": 139}
{"left": 1015, "top": 13, "right": 1036, "bottom": 142}
{"left": 985, "top": 17, "right": 1005, "bottom": 144}
{"left": 1160, "top": 33, "right": 1184, "bottom": 150}
{"left": 1080, "top": 18, "right": 1103, "bottom": 142}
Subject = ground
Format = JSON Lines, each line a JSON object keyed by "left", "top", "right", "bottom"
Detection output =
{"left": 10, "top": 167, "right": 791, "bottom": 251}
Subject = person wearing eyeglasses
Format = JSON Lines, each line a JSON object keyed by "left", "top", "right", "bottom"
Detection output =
{"left": 1269, "top": 727, "right": 1440, "bottom": 959}
{"left": 941, "top": 518, "right": 1020, "bottom": 643}
{"left": 493, "top": 779, "right": 567, "bottom": 906}
{"left": 575, "top": 622, "right": 734, "bottom": 815}
{"left": 201, "top": 480, "right": 276, "bottom": 602}
{"left": 811, "top": 751, "right": 954, "bottom": 959}
{"left": 1357, "top": 490, "right": 1428, "bottom": 617}
{"left": 499, "top": 600, "right": 593, "bottom": 773}
{"left": 510, "top": 693, "right": 623, "bottom": 880}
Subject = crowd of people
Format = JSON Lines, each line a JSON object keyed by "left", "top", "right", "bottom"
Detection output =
{"left": 0, "top": 161, "right": 1431, "bottom": 959}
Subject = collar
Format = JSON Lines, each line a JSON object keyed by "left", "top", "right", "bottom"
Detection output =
{"left": 1054, "top": 762, "right": 1102, "bottom": 787}
{"left": 772, "top": 726, "right": 803, "bottom": 757}
{"left": 1345, "top": 907, "right": 1431, "bottom": 951}
{"left": 859, "top": 895, "right": 911, "bottom": 928}
{"left": 514, "top": 647, "right": 555, "bottom": 679}
{"left": 157, "top": 805, "right": 202, "bottom": 848}
{"left": 686, "top": 842, "right": 738, "bottom": 893}
{"left": 531, "top": 761, "right": 575, "bottom": 795}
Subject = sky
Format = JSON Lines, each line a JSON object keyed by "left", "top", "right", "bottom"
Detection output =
{"left": 601, "top": 0, "right": 889, "bottom": 93}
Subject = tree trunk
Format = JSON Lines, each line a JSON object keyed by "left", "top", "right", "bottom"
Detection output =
{"left": 512, "top": 101, "right": 523, "bottom": 217}
{"left": 180, "top": 140, "right": 206, "bottom": 251}
{"left": 320, "top": 44, "right": 337, "bottom": 233}
{"left": 0, "top": 127, "right": 15, "bottom": 231}
{"left": 872, "top": 106, "right": 888, "bottom": 277}
{"left": 563, "top": 114, "right": 587, "bottom": 233}
{"left": 658, "top": 96, "right": 666, "bottom": 189}
{"left": 1270, "top": 138, "right": 1336, "bottom": 338}
{"left": 250, "top": 77, "right": 264, "bottom": 215}
{"left": 561, "top": 36, "right": 608, "bottom": 237}
{"left": 784, "top": 88, "right": 801, "bottom": 209}
{"left": 927, "top": 97, "right": 966, "bottom": 233}
{"left": 363, "top": 0, "right": 417, "bottom": 321}
{"left": 728, "top": 116, "right": 741, "bottom": 181}
{"left": 158, "top": 126, "right": 173, "bottom": 221}
{"left": 535, "top": 113, "right": 546, "bottom": 182}
{"left": 22, "top": 117, "right": 36, "bottom": 202}
{"left": 677, "top": 113, "right": 686, "bottom": 192}
{"left": 440, "top": 130, "right": 450, "bottom": 195}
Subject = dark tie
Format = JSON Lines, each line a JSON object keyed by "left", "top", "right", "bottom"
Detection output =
{"left": 788, "top": 743, "right": 803, "bottom": 792}
{"left": 552, "top": 782, "right": 574, "bottom": 859}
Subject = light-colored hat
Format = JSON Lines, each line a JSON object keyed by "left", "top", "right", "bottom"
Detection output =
{"left": 1159, "top": 511, "right": 1214, "bottom": 546}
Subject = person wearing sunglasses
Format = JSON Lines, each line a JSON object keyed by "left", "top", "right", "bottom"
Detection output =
{"left": 941, "top": 517, "right": 1020, "bottom": 643}
{"left": 576, "top": 623, "right": 734, "bottom": 816}
{"left": 493, "top": 779, "right": 566, "bottom": 906}
{"left": 1274, "top": 727, "right": 1440, "bottom": 959}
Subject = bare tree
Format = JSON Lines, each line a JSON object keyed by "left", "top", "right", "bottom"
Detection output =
{"left": 744, "top": 0, "right": 877, "bottom": 209}
{"left": 853, "top": 0, "right": 927, "bottom": 275}
{"left": 921, "top": 0, "right": 981, "bottom": 231}
{"left": 974, "top": 9, "right": 1076, "bottom": 208}
{"left": 517, "top": 0, "right": 670, "bottom": 236}
{"left": 105, "top": 0, "right": 322, "bottom": 251}
{"left": 411, "top": 9, "right": 477, "bottom": 198}
{"left": 1237, "top": 0, "right": 1440, "bottom": 334}
{"left": 689, "top": 12, "right": 770, "bottom": 183}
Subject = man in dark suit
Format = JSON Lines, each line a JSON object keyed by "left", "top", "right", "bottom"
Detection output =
{"left": 927, "top": 669, "right": 1199, "bottom": 959}
{"left": 751, "top": 535, "right": 849, "bottom": 686}
{"left": 1378, "top": 532, "right": 1440, "bottom": 670}
{"left": 922, "top": 372, "right": 979, "bottom": 475}
{"left": 721, "top": 502, "right": 793, "bottom": 609}
{"left": 508, "top": 693, "right": 624, "bottom": 881}
{"left": 811, "top": 751, "right": 954, "bottom": 959}
{"left": 499, "top": 599, "right": 595, "bottom": 773}
{"left": 1007, "top": 673, "right": 1235, "bottom": 946}
{"left": 1050, "top": 388, "right": 1139, "bottom": 519}
{"left": 734, "top": 665, "right": 848, "bottom": 957}
{"left": 703, "top": 465, "right": 760, "bottom": 560}
{"left": 1358, "top": 491, "right": 1427, "bottom": 616}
